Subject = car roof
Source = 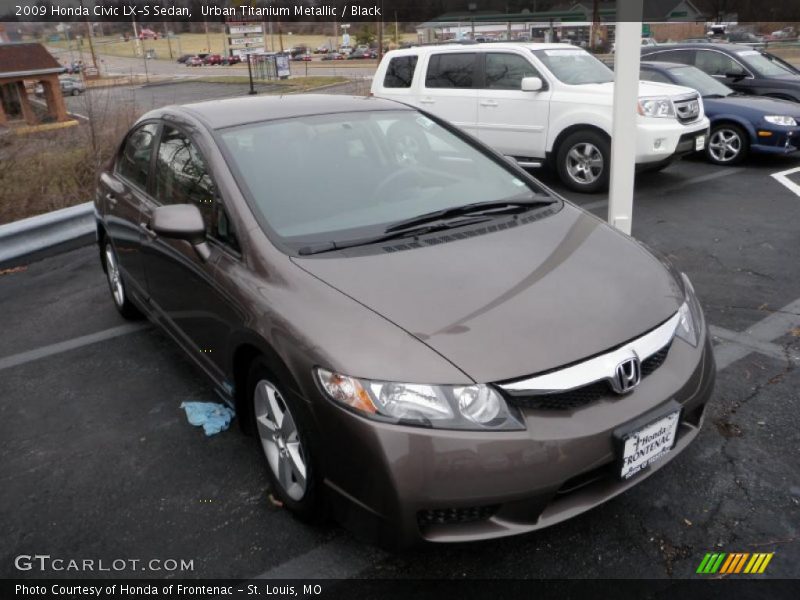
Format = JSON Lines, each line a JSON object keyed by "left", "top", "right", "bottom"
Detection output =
{"left": 385, "top": 42, "right": 573, "bottom": 56}
{"left": 158, "top": 94, "right": 411, "bottom": 130}
{"left": 644, "top": 43, "right": 753, "bottom": 53}
{"left": 640, "top": 61, "right": 687, "bottom": 69}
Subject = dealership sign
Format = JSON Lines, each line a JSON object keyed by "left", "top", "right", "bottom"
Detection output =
{"left": 230, "top": 36, "right": 264, "bottom": 46}
{"left": 229, "top": 24, "right": 262, "bottom": 35}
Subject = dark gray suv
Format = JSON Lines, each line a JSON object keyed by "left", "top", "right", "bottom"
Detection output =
{"left": 95, "top": 95, "right": 715, "bottom": 547}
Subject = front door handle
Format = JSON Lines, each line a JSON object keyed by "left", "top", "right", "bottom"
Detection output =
{"left": 419, "top": 98, "right": 435, "bottom": 105}
{"left": 140, "top": 222, "right": 157, "bottom": 239}
{"left": 480, "top": 100, "right": 499, "bottom": 107}
{"left": 105, "top": 193, "right": 117, "bottom": 206}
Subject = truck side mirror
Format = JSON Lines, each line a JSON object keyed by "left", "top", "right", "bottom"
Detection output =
{"left": 521, "top": 77, "right": 544, "bottom": 92}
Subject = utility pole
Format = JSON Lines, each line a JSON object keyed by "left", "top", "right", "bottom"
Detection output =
{"left": 163, "top": 23, "right": 173, "bottom": 60}
{"left": 204, "top": 21, "right": 212, "bottom": 53}
{"left": 79, "top": 1, "right": 98, "bottom": 74}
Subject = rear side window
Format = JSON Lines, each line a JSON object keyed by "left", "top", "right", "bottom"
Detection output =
{"left": 646, "top": 49, "right": 694, "bottom": 65}
{"left": 117, "top": 123, "right": 158, "bottom": 190}
{"left": 425, "top": 53, "right": 476, "bottom": 88}
{"left": 485, "top": 53, "right": 540, "bottom": 90}
{"left": 384, "top": 56, "right": 418, "bottom": 88}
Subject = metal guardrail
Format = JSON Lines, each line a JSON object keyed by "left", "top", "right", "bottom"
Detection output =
{"left": 0, "top": 202, "right": 95, "bottom": 268}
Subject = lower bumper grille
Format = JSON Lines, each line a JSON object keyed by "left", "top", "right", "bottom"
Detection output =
{"left": 418, "top": 505, "right": 499, "bottom": 527}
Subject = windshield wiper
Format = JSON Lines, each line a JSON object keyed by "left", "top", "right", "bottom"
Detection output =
{"left": 296, "top": 216, "right": 494, "bottom": 256}
{"left": 383, "top": 195, "right": 557, "bottom": 234}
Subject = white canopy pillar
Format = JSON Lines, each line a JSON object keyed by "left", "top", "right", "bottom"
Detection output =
{"left": 607, "top": 0, "right": 644, "bottom": 235}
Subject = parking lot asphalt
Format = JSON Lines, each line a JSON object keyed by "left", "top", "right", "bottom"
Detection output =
{"left": 1, "top": 154, "right": 799, "bottom": 580}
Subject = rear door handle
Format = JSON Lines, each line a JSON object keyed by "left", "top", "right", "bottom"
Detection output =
{"left": 480, "top": 100, "right": 499, "bottom": 107}
{"left": 419, "top": 98, "right": 435, "bottom": 105}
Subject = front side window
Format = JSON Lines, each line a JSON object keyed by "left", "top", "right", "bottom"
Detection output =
{"left": 485, "top": 53, "right": 540, "bottom": 90}
{"left": 384, "top": 56, "right": 418, "bottom": 88}
{"left": 220, "top": 110, "right": 548, "bottom": 249}
{"left": 694, "top": 51, "right": 746, "bottom": 77}
{"left": 154, "top": 126, "right": 238, "bottom": 249}
{"left": 531, "top": 48, "right": 613, "bottom": 85}
{"left": 425, "top": 53, "right": 476, "bottom": 89}
{"left": 117, "top": 123, "right": 159, "bottom": 190}
{"left": 737, "top": 49, "right": 798, "bottom": 77}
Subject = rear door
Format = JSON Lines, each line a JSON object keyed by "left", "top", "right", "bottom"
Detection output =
{"left": 138, "top": 123, "right": 239, "bottom": 382}
{"left": 475, "top": 51, "right": 552, "bottom": 158}
{"left": 417, "top": 52, "right": 479, "bottom": 136}
{"left": 101, "top": 121, "right": 160, "bottom": 299}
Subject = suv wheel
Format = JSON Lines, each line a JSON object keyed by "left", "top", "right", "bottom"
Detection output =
{"left": 556, "top": 130, "right": 610, "bottom": 193}
{"left": 248, "top": 359, "right": 326, "bottom": 521}
{"left": 707, "top": 124, "right": 748, "bottom": 165}
{"left": 102, "top": 242, "right": 142, "bottom": 319}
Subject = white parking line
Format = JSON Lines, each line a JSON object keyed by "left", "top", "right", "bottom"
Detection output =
{"left": 0, "top": 323, "right": 150, "bottom": 371}
{"left": 771, "top": 166, "right": 800, "bottom": 197}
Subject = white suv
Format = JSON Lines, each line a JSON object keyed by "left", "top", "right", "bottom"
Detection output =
{"left": 372, "top": 43, "right": 710, "bottom": 193}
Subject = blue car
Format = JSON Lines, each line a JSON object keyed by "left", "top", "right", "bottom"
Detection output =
{"left": 640, "top": 61, "right": 800, "bottom": 165}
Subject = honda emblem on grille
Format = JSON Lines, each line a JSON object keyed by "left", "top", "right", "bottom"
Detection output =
{"left": 612, "top": 357, "right": 641, "bottom": 394}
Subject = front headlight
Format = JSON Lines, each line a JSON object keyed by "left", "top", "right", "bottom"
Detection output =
{"left": 764, "top": 115, "right": 797, "bottom": 126}
{"left": 315, "top": 368, "right": 525, "bottom": 431}
{"left": 675, "top": 273, "right": 702, "bottom": 347}
{"left": 637, "top": 96, "right": 676, "bottom": 119}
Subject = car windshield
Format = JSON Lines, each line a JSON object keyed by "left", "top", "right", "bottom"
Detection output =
{"left": 737, "top": 50, "right": 798, "bottom": 77}
{"left": 219, "top": 110, "right": 548, "bottom": 248}
{"left": 532, "top": 48, "right": 614, "bottom": 84}
{"left": 669, "top": 65, "right": 734, "bottom": 97}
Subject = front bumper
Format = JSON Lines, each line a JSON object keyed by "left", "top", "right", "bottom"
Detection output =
{"left": 635, "top": 118, "right": 709, "bottom": 164}
{"left": 310, "top": 325, "right": 716, "bottom": 548}
{"left": 751, "top": 126, "right": 800, "bottom": 155}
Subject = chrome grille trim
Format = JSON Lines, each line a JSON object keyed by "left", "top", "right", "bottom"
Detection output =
{"left": 674, "top": 94, "right": 701, "bottom": 124}
{"left": 497, "top": 311, "right": 680, "bottom": 395}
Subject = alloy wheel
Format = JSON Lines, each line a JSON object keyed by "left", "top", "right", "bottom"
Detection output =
{"left": 254, "top": 380, "right": 307, "bottom": 501}
{"left": 104, "top": 244, "right": 125, "bottom": 308}
{"left": 708, "top": 128, "right": 743, "bottom": 163}
{"left": 566, "top": 142, "right": 604, "bottom": 185}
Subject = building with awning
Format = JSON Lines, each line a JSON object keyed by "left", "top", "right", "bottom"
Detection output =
{"left": 0, "top": 42, "right": 76, "bottom": 133}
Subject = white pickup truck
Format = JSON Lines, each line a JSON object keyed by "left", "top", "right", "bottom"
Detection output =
{"left": 371, "top": 43, "right": 710, "bottom": 192}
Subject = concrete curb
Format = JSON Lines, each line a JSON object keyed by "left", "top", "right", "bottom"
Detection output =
{"left": 0, "top": 202, "right": 95, "bottom": 269}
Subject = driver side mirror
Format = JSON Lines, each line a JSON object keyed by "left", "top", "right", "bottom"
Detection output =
{"left": 150, "top": 204, "right": 211, "bottom": 261}
{"left": 725, "top": 71, "right": 746, "bottom": 81}
{"left": 521, "top": 76, "right": 544, "bottom": 92}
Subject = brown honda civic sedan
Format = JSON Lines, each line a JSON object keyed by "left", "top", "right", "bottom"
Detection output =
{"left": 95, "top": 95, "right": 715, "bottom": 547}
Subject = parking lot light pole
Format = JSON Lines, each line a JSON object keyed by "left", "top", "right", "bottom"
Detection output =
{"left": 607, "top": 0, "right": 644, "bottom": 235}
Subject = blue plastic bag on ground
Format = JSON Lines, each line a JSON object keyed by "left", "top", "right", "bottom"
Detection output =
{"left": 180, "top": 401, "right": 235, "bottom": 436}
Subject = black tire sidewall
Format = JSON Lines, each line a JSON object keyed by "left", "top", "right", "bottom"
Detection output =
{"left": 247, "top": 358, "right": 326, "bottom": 521}
{"left": 556, "top": 130, "right": 611, "bottom": 193}
{"left": 706, "top": 124, "right": 749, "bottom": 166}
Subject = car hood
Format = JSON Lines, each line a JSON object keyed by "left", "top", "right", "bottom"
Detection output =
{"left": 705, "top": 94, "right": 800, "bottom": 117}
{"left": 291, "top": 204, "right": 684, "bottom": 383}
{"left": 568, "top": 81, "right": 697, "bottom": 99}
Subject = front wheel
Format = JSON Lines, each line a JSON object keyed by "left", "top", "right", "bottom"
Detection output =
{"left": 706, "top": 124, "right": 749, "bottom": 165}
{"left": 249, "top": 359, "right": 327, "bottom": 521}
{"left": 556, "top": 130, "right": 610, "bottom": 193}
{"left": 102, "top": 242, "right": 141, "bottom": 319}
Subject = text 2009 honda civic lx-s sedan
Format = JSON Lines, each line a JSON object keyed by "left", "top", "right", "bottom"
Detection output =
{"left": 95, "top": 95, "right": 715, "bottom": 547}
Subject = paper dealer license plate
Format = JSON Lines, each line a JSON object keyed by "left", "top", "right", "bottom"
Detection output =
{"left": 695, "top": 135, "right": 706, "bottom": 151}
{"left": 619, "top": 411, "right": 680, "bottom": 480}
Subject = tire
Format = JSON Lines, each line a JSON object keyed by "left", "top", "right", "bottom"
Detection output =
{"left": 556, "top": 130, "right": 611, "bottom": 193}
{"left": 706, "top": 123, "right": 749, "bottom": 166}
{"left": 71, "top": 89, "right": 79, "bottom": 96}
{"left": 102, "top": 241, "right": 142, "bottom": 320}
{"left": 248, "top": 358, "right": 327, "bottom": 522}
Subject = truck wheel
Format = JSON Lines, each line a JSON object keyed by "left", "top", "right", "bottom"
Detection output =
{"left": 706, "top": 124, "right": 749, "bottom": 166}
{"left": 556, "top": 130, "right": 610, "bottom": 193}
{"left": 248, "top": 358, "right": 327, "bottom": 522}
